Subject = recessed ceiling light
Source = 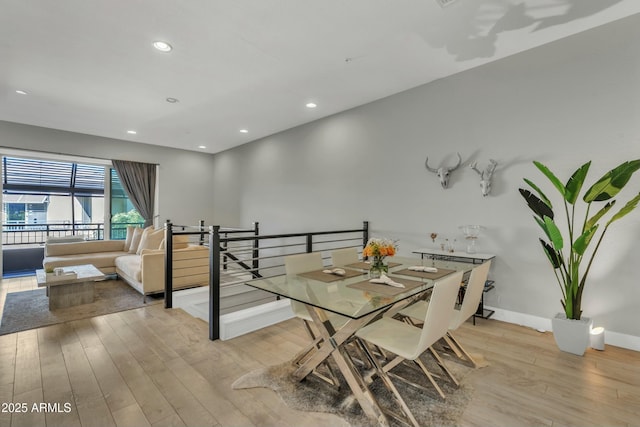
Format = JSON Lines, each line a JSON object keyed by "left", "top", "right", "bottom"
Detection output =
{"left": 153, "top": 41, "right": 172, "bottom": 52}
{"left": 306, "top": 102, "right": 317, "bottom": 109}
{"left": 239, "top": 129, "right": 249, "bottom": 134}
{"left": 127, "top": 130, "right": 137, "bottom": 135}
{"left": 15, "top": 90, "right": 27, "bottom": 95}
{"left": 198, "top": 145, "right": 207, "bottom": 149}
{"left": 166, "top": 97, "right": 179, "bottom": 103}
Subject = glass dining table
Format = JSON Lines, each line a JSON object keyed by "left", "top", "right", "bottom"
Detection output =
{"left": 244, "top": 255, "right": 476, "bottom": 426}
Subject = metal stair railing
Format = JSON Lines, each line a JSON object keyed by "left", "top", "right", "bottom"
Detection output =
{"left": 162, "top": 220, "right": 370, "bottom": 341}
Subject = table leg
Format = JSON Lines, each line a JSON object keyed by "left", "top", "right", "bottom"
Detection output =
{"left": 294, "top": 305, "right": 390, "bottom": 426}
{"left": 331, "top": 344, "right": 390, "bottom": 426}
{"left": 291, "top": 336, "right": 322, "bottom": 365}
{"left": 292, "top": 311, "right": 375, "bottom": 381}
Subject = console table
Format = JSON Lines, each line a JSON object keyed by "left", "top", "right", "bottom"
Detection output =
{"left": 413, "top": 249, "right": 496, "bottom": 322}
{"left": 412, "top": 248, "right": 495, "bottom": 264}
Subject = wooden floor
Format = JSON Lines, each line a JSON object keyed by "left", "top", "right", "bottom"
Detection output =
{"left": 0, "top": 275, "right": 639, "bottom": 427}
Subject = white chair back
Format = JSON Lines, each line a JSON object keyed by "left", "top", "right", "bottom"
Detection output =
{"left": 284, "top": 252, "right": 323, "bottom": 275}
{"left": 450, "top": 260, "right": 491, "bottom": 330}
{"left": 413, "top": 271, "right": 464, "bottom": 360}
{"left": 284, "top": 252, "right": 324, "bottom": 320}
{"left": 331, "top": 247, "right": 359, "bottom": 266}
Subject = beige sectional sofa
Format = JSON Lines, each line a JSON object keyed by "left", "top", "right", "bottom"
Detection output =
{"left": 43, "top": 228, "right": 209, "bottom": 297}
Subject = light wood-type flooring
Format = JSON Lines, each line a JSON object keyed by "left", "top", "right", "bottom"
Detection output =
{"left": 0, "top": 275, "right": 638, "bottom": 427}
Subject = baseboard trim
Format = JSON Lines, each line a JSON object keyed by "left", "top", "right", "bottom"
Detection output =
{"left": 485, "top": 306, "right": 640, "bottom": 352}
{"left": 172, "top": 289, "right": 640, "bottom": 351}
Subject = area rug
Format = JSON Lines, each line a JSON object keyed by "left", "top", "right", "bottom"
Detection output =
{"left": 233, "top": 350, "right": 483, "bottom": 427}
{"left": 0, "top": 280, "right": 161, "bottom": 335}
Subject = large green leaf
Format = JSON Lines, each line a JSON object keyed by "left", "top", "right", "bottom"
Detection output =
{"left": 583, "top": 160, "right": 640, "bottom": 202}
{"left": 585, "top": 201, "right": 615, "bottom": 230}
{"left": 524, "top": 178, "right": 552, "bottom": 208}
{"left": 534, "top": 161, "right": 566, "bottom": 197}
{"left": 540, "top": 239, "right": 562, "bottom": 269}
{"left": 519, "top": 189, "right": 554, "bottom": 220}
{"left": 534, "top": 216, "right": 552, "bottom": 241}
{"left": 572, "top": 225, "right": 598, "bottom": 256}
{"left": 564, "top": 161, "right": 591, "bottom": 205}
{"left": 606, "top": 193, "right": 640, "bottom": 226}
{"left": 544, "top": 216, "right": 563, "bottom": 251}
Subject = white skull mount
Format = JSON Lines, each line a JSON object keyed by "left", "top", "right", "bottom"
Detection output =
{"left": 425, "top": 153, "right": 462, "bottom": 189}
{"left": 470, "top": 159, "right": 498, "bottom": 196}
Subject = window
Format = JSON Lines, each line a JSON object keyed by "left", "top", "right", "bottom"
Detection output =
{"left": 1, "top": 155, "right": 143, "bottom": 244}
{"left": 109, "top": 169, "right": 143, "bottom": 239}
{"left": 5, "top": 201, "right": 26, "bottom": 223}
{"left": 2, "top": 156, "right": 106, "bottom": 243}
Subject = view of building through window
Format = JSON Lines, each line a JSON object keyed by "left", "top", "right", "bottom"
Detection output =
{"left": 1, "top": 156, "right": 142, "bottom": 246}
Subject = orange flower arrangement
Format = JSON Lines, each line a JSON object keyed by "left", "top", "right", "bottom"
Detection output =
{"left": 362, "top": 238, "right": 397, "bottom": 258}
{"left": 363, "top": 238, "right": 398, "bottom": 277}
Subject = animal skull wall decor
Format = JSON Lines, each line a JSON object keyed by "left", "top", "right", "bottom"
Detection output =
{"left": 425, "top": 153, "right": 462, "bottom": 189}
{"left": 470, "top": 159, "right": 498, "bottom": 196}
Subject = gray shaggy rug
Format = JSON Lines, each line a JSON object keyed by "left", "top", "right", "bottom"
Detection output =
{"left": 0, "top": 279, "right": 161, "bottom": 335}
{"left": 233, "top": 350, "right": 486, "bottom": 427}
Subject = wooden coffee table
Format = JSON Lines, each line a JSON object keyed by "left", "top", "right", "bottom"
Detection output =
{"left": 36, "top": 264, "right": 106, "bottom": 310}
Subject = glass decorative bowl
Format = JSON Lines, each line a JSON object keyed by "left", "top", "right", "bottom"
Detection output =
{"left": 459, "top": 225, "right": 484, "bottom": 253}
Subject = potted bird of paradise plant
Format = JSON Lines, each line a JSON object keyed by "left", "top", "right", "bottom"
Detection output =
{"left": 519, "top": 159, "right": 640, "bottom": 355}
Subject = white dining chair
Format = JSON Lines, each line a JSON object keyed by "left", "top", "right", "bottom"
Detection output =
{"left": 284, "top": 252, "right": 350, "bottom": 330}
{"left": 331, "top": 247, "right": 359, "bottom": 266}
{"left": 284, "top": 252, "right": 325, "bottom": 332}
{"left": 354, "top": 270, "right": 464, "bottom": 426}
{"left": 400, "top": 260, "right": 492, "bottom": 368}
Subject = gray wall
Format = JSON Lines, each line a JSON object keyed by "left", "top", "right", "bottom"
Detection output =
{"left": 0, "top": 121, "right": 217, "bottom": 226}
{"left": 211, "top": 14, "right": 640, "bottom": 338}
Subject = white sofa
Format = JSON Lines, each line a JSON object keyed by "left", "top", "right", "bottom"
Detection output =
{"left": 43, "top": 228, "right": 209, "bottom": 297}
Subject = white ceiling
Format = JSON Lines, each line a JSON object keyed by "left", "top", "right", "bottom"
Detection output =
{"left": 1, "top": 0, "right": 639, "bottom": 154}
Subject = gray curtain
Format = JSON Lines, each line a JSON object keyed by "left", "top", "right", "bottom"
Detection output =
{"left": 112, "top": 160, "right": 156, "bottom": 228}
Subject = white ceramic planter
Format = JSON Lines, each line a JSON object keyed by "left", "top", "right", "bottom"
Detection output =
{"left": 551, "top": 313, "right": 592, "bottom": 356}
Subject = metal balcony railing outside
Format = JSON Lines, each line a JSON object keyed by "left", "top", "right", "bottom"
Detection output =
{"left": 2, "top": 221, "right": 144, "bottom": 245}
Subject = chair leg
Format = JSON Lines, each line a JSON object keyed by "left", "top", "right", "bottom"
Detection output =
{"left": 413, "top": 357, "right": 447, "bottom": 400}
{"left": 350, "top": 338, "right": 374, "bottom": 370}
{"left": 381, "top": 355, "right": 404, "bottom": 374}
{"left": 428, "top": 346, "right": 459, "bottom": 387}
{"left": 445, "top": 331, "right": 481, "bottom": 368}
{"left": 441, "top": 334, "right": 464, "bottom": 358}
{"left": 359, "top": 340, "right": 419, "bottom": 427}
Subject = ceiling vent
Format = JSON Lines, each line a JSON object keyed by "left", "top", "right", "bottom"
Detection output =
{"left": 435, "top": 0, "right": 459, "bottom": 7}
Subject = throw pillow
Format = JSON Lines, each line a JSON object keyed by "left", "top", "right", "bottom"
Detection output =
{"left": 123, "top": 226, "right": 136, "bottom": 252}
{"left": 128, "top": 227, "right": 144, "bottom": 254}
{"left": 137, "top": 228, "right": 165, "bottom": 254}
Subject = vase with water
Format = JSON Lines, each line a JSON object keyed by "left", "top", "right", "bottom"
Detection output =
{"left": 369, "top": 256, "right": 388, "bottom": 279}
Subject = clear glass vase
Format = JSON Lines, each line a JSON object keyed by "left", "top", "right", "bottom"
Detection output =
{"left": 369, "top": 256, "right": 388, "bottom": 279}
